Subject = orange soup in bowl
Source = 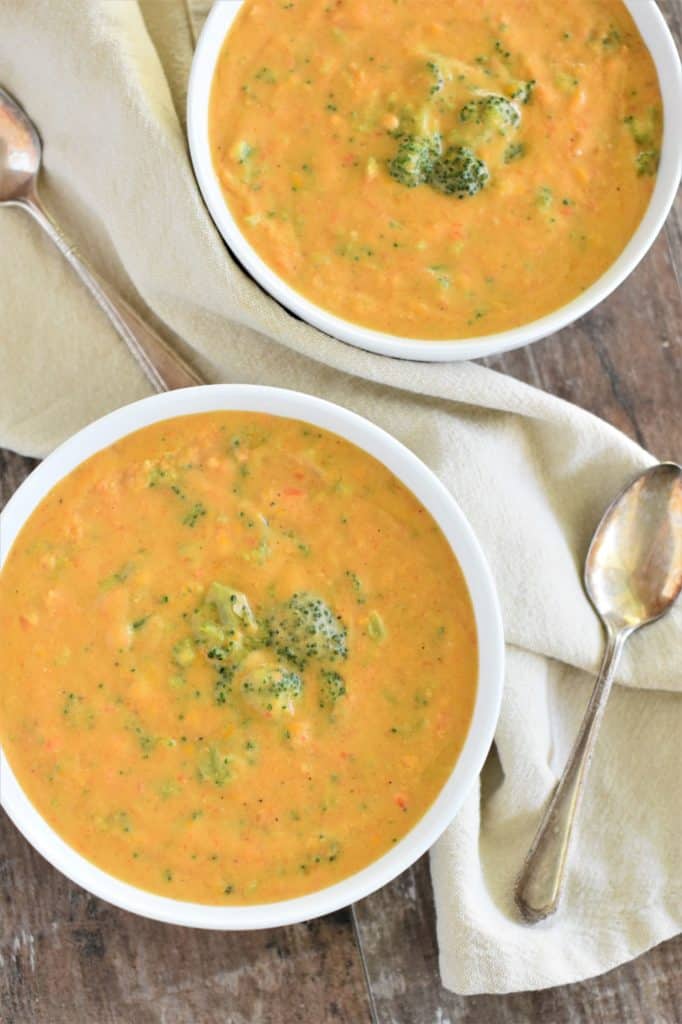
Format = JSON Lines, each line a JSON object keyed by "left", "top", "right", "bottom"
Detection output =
{"left": 0, "top": 412, "right": 477, "bottom": 904}
{"left": 209, "top": 0, "right": 662, "bottom": 340}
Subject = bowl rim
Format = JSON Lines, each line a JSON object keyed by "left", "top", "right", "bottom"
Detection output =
{"left": 187, "top": 0, "right": 682, "bottom": 363}
{"left": 0, "top": 384, "right": 505, "bottom": 929}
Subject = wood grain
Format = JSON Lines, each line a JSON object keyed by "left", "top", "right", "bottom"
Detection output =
{"left": 0, "top": 825, "right": 370, "bottom": 1024}
{"left": 352, "top": 857, "right": 682, "bottom": 1024}
{"left": 1, "top": 1, "right": 680, "bottom": 1021}
{"left": 482, "top": 231, "right": 681, "bottom": 457}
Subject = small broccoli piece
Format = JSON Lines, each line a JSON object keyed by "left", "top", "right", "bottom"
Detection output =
{"left": 426, "top": 60, "right": 445, "bottom": 95}
{"left": 430, "top": 146, "right": 489, "bottom": 198}
{"left": 62, "top": 692, "right": 95, "bottom": 730}
{"left": 319, "top": 669, "right": 346, "bottom": 707}
{"left": 601, "top": 26, "right": 622, "bottom": 50}
{"left": 232, "top": 140, "right": 254, "bottom": 164}
{"left": 367, "top": 610, "right": 387, "bottom": 641}
{"left": 302, "top": 833, "right": 342, "bottom": 868}
{"left": 214, "top": 663, "right": 235, "bottom": 706}
{"left": 268, "top": 592, "right": 348, "bottom": 670}
{"left": 182, "top": 502, "right": 206, "bottom": 528}
{"left": 240, "top": 665, "right": 303, "bottom": 715}
{"left": 190, "top": 583, "right": 263, "bottom": 683}
{"left": 635, "top": 150, "right": 659, "bottom": 177}
{"left": 197, "top": 745, "right": 234, "bottom": 786}
{"left": 624, "top": 110, "right": 660, "bottom": 147}
{"left": 192, "top": 583, "right": 259, "bottom": 654}
{"left": 512, "top": 80, "right": 535, "bottom": 105}
{"left": 192, "top": 615, "right": 244, "bottom": 661}
{"left": 460, "top": 94, "right": 520, "bottom": 133}
{"left": 536, "top": 185, "right": 554, "bottom": 208}
{"left": 172, "top": 637, "right": 196, "bottom": 668}
{"left": 388, "top": 133, "right": 441, "bottom": 188}
{"left": 504, "top": 142, "right": 526, "bottom": 163}
{"left": 207, "top": 583, "right": 258, "bottom": 633}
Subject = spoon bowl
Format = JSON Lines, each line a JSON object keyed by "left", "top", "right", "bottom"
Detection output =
{"left": 585, "top": 463, "right": 682, "bottom": 632}
{"left": 0, "top": 85, "right": 41, "bottom": 202}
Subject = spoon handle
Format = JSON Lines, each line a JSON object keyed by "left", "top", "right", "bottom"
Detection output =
{"left": 515, "top": 625, "right": 628, "bottom": 923}
{"left": 19, "top": 192, "right": 203, "bottom": 391}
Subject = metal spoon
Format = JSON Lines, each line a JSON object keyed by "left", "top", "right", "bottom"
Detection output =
{"left": 0, "top": 85, "right": 202, "bottom": 391}
{"left": 515, "top": 462, "right": 682, "bottom": 923}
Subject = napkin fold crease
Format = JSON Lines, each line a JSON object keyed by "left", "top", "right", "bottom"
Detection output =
{"left": 0, "top": 0, "right": 679, "bottom": 994}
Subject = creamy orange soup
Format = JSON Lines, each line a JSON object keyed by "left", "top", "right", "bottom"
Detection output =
{"left": 209, "top": 0, "right": 662, "bottom": 339}
{"left": 0, "top": 413, "right": 477, "bottom": 903}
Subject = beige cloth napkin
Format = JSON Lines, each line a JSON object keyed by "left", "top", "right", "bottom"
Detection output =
{"left": 1, "top": 0, "right": 680, "bottom": 995}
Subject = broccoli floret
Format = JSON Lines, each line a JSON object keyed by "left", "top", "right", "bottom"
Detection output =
{"left": 388, "top": 133, "right": 441, "bottom": 188}
{"left": 319, "top": 669, "right": 346, "bottom": 707}
{"left": 240, "top": 665, "right": 303, "bottom": 715}
{"left": 635, "top": 150, "right": 659, "bottom": 177}
{"left": 430, "top": 146, "right": 490, "bottom": 197}
{"left": 191, "top": 582, "right": 260, "bottom": 659}
{"left": 460, "top": 94, "right": 520, "bottom": 133}
{"left": 268, "top": 593, "right": 348, "bottom": 670}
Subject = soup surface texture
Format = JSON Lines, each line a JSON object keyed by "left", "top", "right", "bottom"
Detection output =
{"left": 0, "top": 413, "right": 477, "bottom": 904}
{"left": 209, "top": 0, "right": 662, "bottom": 340}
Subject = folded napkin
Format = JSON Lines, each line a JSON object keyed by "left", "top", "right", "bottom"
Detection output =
{"left": 0, "top": 0, "right": 679, "bottom": 995}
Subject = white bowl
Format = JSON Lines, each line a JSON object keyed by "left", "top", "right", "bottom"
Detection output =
{"left": 0, "top": 385, "right": 504, "bottom": 928}
{"left": 187, "top": 0, "right": 682, "bottom": 363}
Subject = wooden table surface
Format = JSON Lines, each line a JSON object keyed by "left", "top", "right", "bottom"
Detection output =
{"left": 1, "top": 2, "right": 680, "bottom": 1021}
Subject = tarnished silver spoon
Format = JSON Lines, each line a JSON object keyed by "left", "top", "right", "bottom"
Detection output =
{"left": 515, "top": 462, "right": 682, "bottom": 923}
{"left": 0, "top": 85, "right": 202, "bottom": 391}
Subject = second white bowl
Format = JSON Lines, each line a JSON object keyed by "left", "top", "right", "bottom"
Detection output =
{"left": 187, "top": 0, "right": 682, "bottom": 362}
{"left": 0, "top": 384, "right": 504, "bottom": 928}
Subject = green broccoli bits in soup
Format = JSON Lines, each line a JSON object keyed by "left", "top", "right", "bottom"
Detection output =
{"left": 430, "top": 147, "right": 490, "bottom": 198}
{"left": 209, "top": 0, "right": 662, "bottom": 340}
{"left": 237, "top": 663, "right": 303, "bottom": 715}
{"left": 388, "top": 133, "right": 442, "bottom": 189}
{"left": 459, "top": 94, "right": 521, "bottom": 133}
{"left": 185, "top": 585, "right": 348, "bottom": 714}
{"left": 268, "top": 592, "right": 348, "bottom": 670}
{"left": 0, "top": 411, "right": 479, "bottom": 905}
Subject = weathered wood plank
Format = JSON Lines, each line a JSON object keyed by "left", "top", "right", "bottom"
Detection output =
{"left": 0, "top": 820, "right": 372, "bottom": 1024}
{"left": 0, "top": 823, "right": 371, "bottom": 1024}
{"left": 352, "top": 856, "right": 682, "bottom": 1024}
{"left": 483, "top": 231, "right": 682, "bottom": 458}
{"left": 0, "top": 449, "right": 37, "bottom": 505}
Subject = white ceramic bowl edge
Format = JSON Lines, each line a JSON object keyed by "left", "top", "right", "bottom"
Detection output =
{"left": 0, "top": 385, "right": 504, "bottom": 929}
